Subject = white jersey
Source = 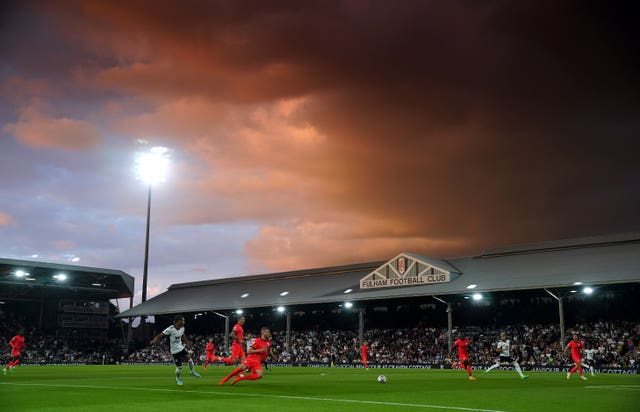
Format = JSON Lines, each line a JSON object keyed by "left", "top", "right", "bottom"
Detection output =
{"left": 584, "top": 349, "right": 597, "bottom": 360}
{"left": 247, "top": 337, "right": 256, "bottom": 352}
{"left": 162, "top": 325, "right": 186, "bottom": 354}
{"left": 497, "top": 339, "right": 511, "bottom": 357}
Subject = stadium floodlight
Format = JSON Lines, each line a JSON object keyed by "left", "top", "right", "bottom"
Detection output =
{"left": 573, "top": 281, "right": 583, "bottom": 286}
{"left": 472, "top": 293, "right": 483, "bottom": 301}
{"left": 583, "top": 287, "right": 594, "bottom": 295}
{"left": 276, "top": 306, "right": 285, "bottom": 313}
{"left": 466, "top": 284, "right": 477, "bottom": 289}
{"left": 241, "top": 293, "right": 250, "bottom": 298}
{"left": 344, "top": 302, "right": 354, "bottom": 309}
{"left": 31, "top": 254, "right": 38, "bottom": 258}
{"left": 135, "top": 146, "right": 170, "bottom": 185}
{"left": 53, "top": 273, "right": 67, "bottom": 281}
{"left": 135, "top": 146, "right": 170, "bottom": 304}
{"left": 71, "top": 257, "right": 80, "bottom": 262}
{"left": 235, "top": 309, "right": 243, "bottom": 315}
{"left": 344, "top": 289, "right": 353, "bottom": 294}
{"left": 280, "top": 291, "right": 289, "bottom": 296}
{"left": 14, "top": 270, "right": 26, "bottom": 277}
{"left": 570, "top": 290, "right": 578, "bottom": 293}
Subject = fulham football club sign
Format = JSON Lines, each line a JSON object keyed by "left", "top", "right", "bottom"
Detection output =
{"left": 360, "top": 253, "right": 457, "bottom": 290}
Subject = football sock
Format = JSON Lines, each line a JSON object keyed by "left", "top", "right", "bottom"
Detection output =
{"left": 466, "top": 365, "right": 473, "bottom": 376}
{"left": 237, "top": 371, "right": 261, "bottom": 381}
{"left": 176, "top": 366, "right": 183, "bottom": 378}
{"left": 569, "top": 366, "right": 577, "bottom": 375}
{"left": 513, "top": 362, "right": 524, "bottom": 378}
{"left": 225, "top": 367, "right": 245, "bottom": 380}
{"left": 188, "top": 359, "right": 195, "bottom": 373}
{"left": 486, "top": 363, "right": 500, "bottom": 372}
{"left": 578, "top": 366, "right": 583, "bottom": 376}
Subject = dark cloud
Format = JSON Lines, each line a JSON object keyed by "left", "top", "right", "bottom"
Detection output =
{"left": 0, "top": 0, "right": 638, "bottom": 284}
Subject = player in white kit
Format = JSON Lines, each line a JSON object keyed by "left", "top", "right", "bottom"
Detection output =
{"left": 150, "top": 315, "right": 201, "bottom": 385}
{"left": 484, "top": 332, "right": 528, "bottom": 379}
{"left": 582, "top": 345, "right": 597, "bottom": 376}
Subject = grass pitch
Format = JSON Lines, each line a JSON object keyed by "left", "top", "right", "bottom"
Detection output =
{"left": 1, "top": 365, "right": 638, "bottom": 412}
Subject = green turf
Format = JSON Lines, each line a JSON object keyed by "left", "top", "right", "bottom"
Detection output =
{"left": 1, "top": 365, "right": 638, "bottom": 411}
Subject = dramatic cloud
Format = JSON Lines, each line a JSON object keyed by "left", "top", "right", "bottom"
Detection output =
{"left": 0, "top": 0, "right": 638, "bottom": 301}
{"left": 4, "top": 106, "right": 102, "bottom": 150}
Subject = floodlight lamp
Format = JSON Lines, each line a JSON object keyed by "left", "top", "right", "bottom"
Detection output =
{"left": 54, "top": 273, "right": 67, "bottom": 281}
{"left": 15, "top": 270, "right": 26, "bottom": 277}
{"left": 276, "top": 306, "right": 285, "bottom": 313}
{"left": 344, "top": 302, "right": 354, "bottom": 309}
{"left": 583, "top": 287, "right": 593, "bottom": 295}
{"left": 135, "top": 146, "right": 170, "bottom": 185}
{"left": 235, "top": 309, "right": 243, "bottom": 315}
{"left": 472, "top": 293, "right": 483, "bottom": 301}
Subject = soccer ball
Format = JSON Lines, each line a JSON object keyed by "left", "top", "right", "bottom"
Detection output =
{"left": 377, "top": 375, "right": 387, "bottom": 384}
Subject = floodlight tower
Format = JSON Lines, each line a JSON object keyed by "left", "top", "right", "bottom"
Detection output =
{"left": 135, "top": 146, "right": 169, "bottom": 303}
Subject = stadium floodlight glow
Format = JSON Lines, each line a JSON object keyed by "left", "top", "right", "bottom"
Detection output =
{"left": 344, "top": 289, "right": 353, "bottom": 294}
{"left": 344, "top": 302, "right": 353, "bottom": 309}
{"left": 466, "top": 284, "right": 477, "bottom": 289}
{"left": 92, "top": 283, "right": 102, "bottom": 287}
{"left": 53, "top": 273, "right": 67, "bottom": 281}
{"left": 241, "top": 293, "right": 250, "bottom": 298}
{"left": 14, "top": 270, "right": 26, "bottom": 277}
{"left": 135, "top": 145, "right": 171, "bottom": 306}
{"left": 135, "top": 146, "right": 170, "bottom": 185}
{"left": 71, "top": 257, "right": 80, "bottom": 262}
{"left": 472, "top": 293, "right": 483, "bottom": 301}
{"left": 276, "top": 306, "right": 286, "bottom": 313}
{"left": 235, "top": 309, "right": 243, "bottom": 315}
{"left": 570, "top": 290, "right": 578, "bottom": 293}
{"left": 280, "top": 291, "right": 289, "bottom": 296}
{"left": 573, "top": 282, "right": 583, "bottom": 286}
{"left": 583, "top": 287, "right": 594, "bottom": 295}
{"left": 31, "top": 254, "right": 38, "bottom": 258}
{"left": 25, "top": 277, "right": 35, "bottom": 281}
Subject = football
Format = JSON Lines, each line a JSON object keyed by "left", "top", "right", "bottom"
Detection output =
{"left": 377, "top": 375, "right": 387, "bottom": 383}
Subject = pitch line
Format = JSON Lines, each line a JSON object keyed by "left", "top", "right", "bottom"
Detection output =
{"left": 585, "top": 385, "right": 640, "bottom": 391}
{"left": 0, "top": 382, "right": 509, "bottom": 412}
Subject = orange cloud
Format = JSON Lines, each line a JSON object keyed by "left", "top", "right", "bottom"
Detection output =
{"left": 52, "top": 240, "right": 76, "bottom": 250}
{"left": 4, "top": 106, "right": 101, "bottom": 150}
{"left": 0, "top": 212, "right": 15, "bottom": 226}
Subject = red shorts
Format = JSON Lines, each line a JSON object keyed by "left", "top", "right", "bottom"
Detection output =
{"left": 11, "top": 350, "right": 21, "bottom": 358}
{"left": 572, "top": 355, "right": 581, "bottom": 363}
{"left": 242, "top": 356, "right": 263, "bottom": 373}
{"left": 231, "top": 344, "right": 246, "bottom": 359}
{"left": 206, "top": 354, "right": 216, "bottom": 361}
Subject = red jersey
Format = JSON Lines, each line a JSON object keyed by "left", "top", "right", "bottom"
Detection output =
{"left": 205, "top": 342, "right": 215, "bottom": 353}
{"left": 232, "top": 323, "right": 244, "bottom": 345}
{"left": 360, "top": 345, "right": 369, "bottom": 357}
{"left": 454, "top": 338, "right": 471, "bottom": 358}
{"left": 247, "top": 337, "right": 271, "bottom": 363}
{"left": 10, "top": 335, "right": 25, "bottom": 351}
{"left": 567, "top": 340, "right": 583, "bottom": 358}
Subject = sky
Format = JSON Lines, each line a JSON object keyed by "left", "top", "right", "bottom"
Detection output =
{"left": 1, "top": 0, "right": 639, "bottom": 308}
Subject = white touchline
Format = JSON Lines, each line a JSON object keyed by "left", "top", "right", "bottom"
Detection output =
{"left": 0, "top": 382, "right": 510, "bottom": 412}
{"left": 584, "top": 385, "right": 640, "bottom": 391}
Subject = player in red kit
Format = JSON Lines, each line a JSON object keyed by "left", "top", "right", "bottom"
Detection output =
{"left": 221, "top": 316, "right": 246, "bottom": 365}
{"left": 3, "top": 330, "right": 25, "bottom": 375}
{"left": 360, "top": 341, "right": 370, "bottom": 370}
{"left": 218, "top": 326, "right": 272, "bottom": 386}
{"left": 203, "top": 338, "right": 220, "bottom": 370}
{"left": 565, "top": 333, "right": 587, "bottom": 380}
{"left": 453, "top": 335, "right": 476, "bottom": 380}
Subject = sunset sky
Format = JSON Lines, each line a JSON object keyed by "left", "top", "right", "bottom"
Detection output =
{"left": 1, "top": 1, "right": 638, "bottom": 306}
